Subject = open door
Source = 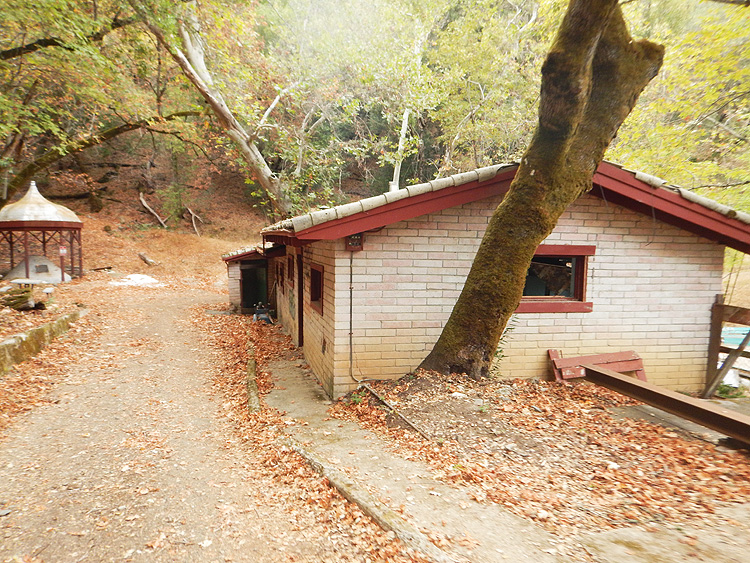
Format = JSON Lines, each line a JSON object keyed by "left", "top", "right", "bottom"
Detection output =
{"left": 240, "top": 261, "right": 268, "bottom": 313}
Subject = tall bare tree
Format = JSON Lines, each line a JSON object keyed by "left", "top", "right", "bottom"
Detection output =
{"left": 420, "top": 0, "right": 664, "bottom": 377}
{"left": 129, "top": 0, "right": 294, "bottom": 216}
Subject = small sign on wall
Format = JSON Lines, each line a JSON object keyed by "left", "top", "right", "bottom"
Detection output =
{"left": 346, "top": 233, "right": 364, "bottom": 251}
{"left": 59, "top": 246, "right": 68, "bottom": 256}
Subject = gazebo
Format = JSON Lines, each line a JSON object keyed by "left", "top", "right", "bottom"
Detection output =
{"left": 0, "top": 181, "right": 83, "bottom": 282}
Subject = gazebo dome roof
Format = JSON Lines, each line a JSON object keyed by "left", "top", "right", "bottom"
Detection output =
{"left": 0, "top": 181, "right": 81, "bottom": 225}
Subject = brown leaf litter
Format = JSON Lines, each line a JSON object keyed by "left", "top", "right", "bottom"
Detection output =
{"left": 330, "top": 369, "right": 750, "bottom": 537}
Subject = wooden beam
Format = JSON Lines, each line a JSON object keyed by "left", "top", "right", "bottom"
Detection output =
{"left": 703, "top": 327, "right": 750, "bottom": 398}
{"left": 705, "top": 294, "right": 725, "bottom": 394}
{"left": 704, "top": 297, "right": 750, "bottom": 397}
{"left": 719, "top": 345, "right": 750, "bottom": 359}
{"left": 722, "top": 305, "right": 750, "bottom": 326}
{"left": 583, "top": 364, "right": 750, "bottom": 446}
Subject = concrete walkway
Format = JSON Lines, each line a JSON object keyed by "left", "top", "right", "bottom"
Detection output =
{"left": 264, "top": 359, "right": 566, "bottom": 563}
{"left": 263, "top": 360, "right": 750, "bottom": 563}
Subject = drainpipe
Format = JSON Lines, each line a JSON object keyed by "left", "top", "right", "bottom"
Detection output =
{"left": 349, "top": 250, "right": 354, "bottom": 382}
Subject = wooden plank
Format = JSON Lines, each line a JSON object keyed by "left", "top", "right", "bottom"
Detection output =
{"left": 552, "top": 351, "right": 640, "bottom": 369}
{"left": 719, "top": 345, "right": 750, "bottom": 359}
{"left": 560, "top": 366, "right": 586, "bottom": 379}
{"left": 703, "top": 327, "right": 750, "bottom": 398}
{"left": 722, "top": 305, "right": 750, "bottom": 326}
{"left": 549, "top": 350, "right": 646, "bottom": 381}
{"left": 706, "top": 295, "right": 725, "bottom": 392}
{"left": 583, "top": 364, "right": 750, "bottom": 446}
{"left": 548, "top": 350, "right": 564, "bottom": 382}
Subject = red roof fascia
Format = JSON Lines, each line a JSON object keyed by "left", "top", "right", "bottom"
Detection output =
{"left": 291, "top": 167, "right": 517, "bottom": 241}
{"left": 262, "top": 233, "right": 306, "bottom": 247}
{"left": 260, "top": 160, "right": 750, "bottom": 253}
{"left": 222, "top": 249, "right": 261, "bottom": 262}
{"left": 593, "top": 162, "right": 750, "bottom": 254}
{"left": 0, "top": 221, "right": 82, "bottom": 230}
{"left": 222, "top": 244, "right": 288, "bottom": 262}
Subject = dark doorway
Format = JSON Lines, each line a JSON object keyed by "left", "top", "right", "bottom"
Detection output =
{"left": 240, "top": 262, "right": 268, "bottom": 312}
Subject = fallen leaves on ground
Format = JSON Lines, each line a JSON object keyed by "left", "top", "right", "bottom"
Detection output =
{"left": 194, "top": 309, "right": 430, "bottom": 563}
{"left": 0, "top": 298, "right": 81, "bottom": 341}
{"left": 0, "top": 315, "right": 100, "bottom": 432}
{"left": 330, "top": 369, "right": 750, "bottom": 536}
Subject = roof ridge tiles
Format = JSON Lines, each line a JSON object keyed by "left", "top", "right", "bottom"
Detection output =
{"left": 263, "top": 164, "right": 514, "bottom": 235}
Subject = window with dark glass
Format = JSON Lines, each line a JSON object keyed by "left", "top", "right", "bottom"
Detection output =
{"left": 516, "top": 245, "right": 595, "bottom": 313}
{"left": 310, "top": 264, "right": 323, "bottom": 314}
{"left": 524, "top": 256, "right": 579, "bottom": 298}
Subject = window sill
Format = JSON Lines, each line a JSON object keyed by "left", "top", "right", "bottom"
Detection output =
{"left": 515, "top": 300, "right": 593, "bottom": 313}
{"left": 310, "top": 300, "right": 323, "bottom": 315}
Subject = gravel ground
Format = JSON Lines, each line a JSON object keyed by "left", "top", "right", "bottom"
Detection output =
{"left": 0, "top": 279, "right": 417, "bottom": 562}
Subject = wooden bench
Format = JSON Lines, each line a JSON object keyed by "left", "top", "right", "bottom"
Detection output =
{"left": 548, "top": 349, "right": 647, "bottom": 382}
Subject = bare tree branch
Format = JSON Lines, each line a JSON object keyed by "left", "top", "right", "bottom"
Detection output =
{"left": 129, "top": 0, "right": 293, "bottom": 216}
{"left": 253, "top": 82, "right": 299, "bottom": 140}
{"left": 139, "top": 191, "right": 167, "bottom": 227}
{"left": 692, "top": 180, "right": 750, "bottom": 189}
{"left": 0, "top": 16, "right": 136, "bottom": 61}
{"left": 2, "top": 111, "right": 199, "bottom": 207}
{"left": 706, "top": 0, "right": 750, "bottom": 6}
{"left": 186, "top": 206, "right": 203, "bottom": 236}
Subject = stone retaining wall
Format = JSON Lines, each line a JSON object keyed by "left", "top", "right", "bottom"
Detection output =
{"left": 0, "top": 310, "right": 82, "bottom": 376}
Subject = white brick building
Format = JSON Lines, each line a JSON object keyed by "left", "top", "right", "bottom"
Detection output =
{"left": 224, "top": 162, "right": 750, "bottom": 399}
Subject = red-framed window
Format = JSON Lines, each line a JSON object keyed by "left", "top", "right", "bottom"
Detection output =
{"left": 287, "top": 255, "right": 295, "bottom": 289}
{"left": 310, "top": 264, "right": 323, "bottom": 315}
{"left": 515, "top": 245, "right": 595, "bottom": 313}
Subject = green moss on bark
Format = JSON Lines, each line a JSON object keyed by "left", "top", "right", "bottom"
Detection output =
{"left": 420, "top": 0, "right": 663, "bottom": 378}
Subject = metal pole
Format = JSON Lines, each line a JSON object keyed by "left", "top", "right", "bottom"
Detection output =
{"left": 349, "top": 251, "right": 354, "bottom": 382}
{"left": 68, "top": 231, "right": 74, "bottom": 280}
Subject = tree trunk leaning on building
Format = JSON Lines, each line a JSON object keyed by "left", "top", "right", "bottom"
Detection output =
{"left": 419, "top": 0, "right": 665, "bottom": 378}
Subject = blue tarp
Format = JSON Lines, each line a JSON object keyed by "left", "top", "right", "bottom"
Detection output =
{"left": 722, "top": 326, "right": 750, "bottom": 347}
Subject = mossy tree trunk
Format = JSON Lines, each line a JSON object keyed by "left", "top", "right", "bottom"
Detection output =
{"left": 419, "top": 0, "right": 664, "bottom": 378}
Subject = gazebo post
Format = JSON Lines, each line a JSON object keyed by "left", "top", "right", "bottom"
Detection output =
{"left": 23, "top": 231, "right": 30, "bottom": 278}
{"left": 76, "top": 231, "right": 82, "bottom": 277}
{"left": 8, "top": 232, "right": 14, "bottom": 269}
{"left": 67, "top": 231, "right": 74, "bottom": 280}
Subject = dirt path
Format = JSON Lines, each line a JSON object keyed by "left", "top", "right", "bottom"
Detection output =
{"left": 0, "top": 282, "right": 408, "bottom": 562}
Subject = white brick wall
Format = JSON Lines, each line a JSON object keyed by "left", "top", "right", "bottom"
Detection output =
{"left": 309, "top": 193, "right": 724, "bottom": 397}
{"left": 301, "top": 242, "right": 337, "bottom": 397}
